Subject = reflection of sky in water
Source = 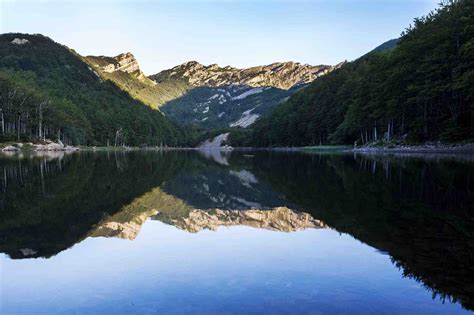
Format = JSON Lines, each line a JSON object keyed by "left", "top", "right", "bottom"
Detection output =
{"left": 1, "top": 221, "right": 467, "bottom": 314}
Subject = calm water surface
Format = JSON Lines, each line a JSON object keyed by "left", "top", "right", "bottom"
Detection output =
{"left": 0, "top": 150, "right": 473, "bottom": 314}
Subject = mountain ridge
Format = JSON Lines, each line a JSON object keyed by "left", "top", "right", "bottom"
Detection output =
{"left": 151, "top": 60, "right": 335, "bottom": 90}
{"left": 85, "top": 53, "right": 338, "bottom": 128}
{"left": 86, "top": 53, "right": 335, "bottom": 91}
{"left": 86, "top": 52, "right": 156, "bottom": 86}
{"left": 0, "top": 33, "right": 189, "bottom": 146}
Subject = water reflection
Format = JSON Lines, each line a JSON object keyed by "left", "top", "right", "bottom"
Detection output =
{"left": 0, "top": 150, "right": 473, "bottom": 312}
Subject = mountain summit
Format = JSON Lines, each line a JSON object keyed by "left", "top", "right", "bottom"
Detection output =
{"left": 86, "top": 52, "right": 156, "bottom": 86}
{"left": 84, "top": 52, "right": 339, "bottom": 128}
{"left": 151, "top": 61, "right": 333, "bottom": 90}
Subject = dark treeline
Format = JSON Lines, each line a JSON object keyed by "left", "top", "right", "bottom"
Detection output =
{"left": 0, "top": 151, "right": 202, "bottom": 258}
{"left": 248, "top": 0, "right": 473, "bottom": 147}
{"left": 245, "top": 151, "right": 474, "bottom": 310}
{"left": 0, "top": 71, "right": 88, "bottom": 145}
{"left": 0, "top": 34, "right": 192, "bottom": 146}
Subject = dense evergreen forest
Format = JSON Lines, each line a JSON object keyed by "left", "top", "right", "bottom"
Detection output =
{"left": 244, "top": 0, "right": 473, "bottom": 147}
{"left": 0, "top": 34, "right": 190, "bottom": 146}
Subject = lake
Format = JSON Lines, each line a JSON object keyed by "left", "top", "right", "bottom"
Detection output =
{"left": 0, "top": 150, "right": 473, "bottom": 314}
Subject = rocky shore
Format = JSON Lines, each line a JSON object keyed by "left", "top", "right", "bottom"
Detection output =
{"left": 1, "top": 140, "right": 79, "bottom": 153}
{"left": 352, "top": 142, "right": 474, "bottom": 154}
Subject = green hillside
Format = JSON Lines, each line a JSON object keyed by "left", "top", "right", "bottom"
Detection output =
{"left": 0, "top": 33, "right": 189, "bottom": 146}
{"left": 161, "top": 85, "right": 300, "bottom": 129}
{"left": 86, "top": 56, "right": 333, "bottom": 130}
{"left": 85, "top": 55, "right": 190, "bottom": 110}
{"left": 248, "top": 0, "right": 473, "bottom": 147}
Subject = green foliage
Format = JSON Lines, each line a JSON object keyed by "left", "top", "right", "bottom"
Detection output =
{"left": 227, "top": 128, "right": 254, "bottom": 147}
{"left": 251, "top": 0, "right": 473, "bottom": 146}
{"left": 2, "top": 150, "right": 473, "bottom": 309}
{"left": 250, "top": 152, "right": 474, "bottom": 310}
{"left": 85, "top": 56, "right": 190, "bottom": 110}
{"left": 0, "top": 34, "right": 190, "bottom": 146}
{"left": 0, "top": 151, "right": 194, "bottom": 258}
{"left": 161, "top": 85, "right": 296, "bottom": 129}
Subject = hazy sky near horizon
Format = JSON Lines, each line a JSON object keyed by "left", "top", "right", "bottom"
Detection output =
{"left": 2, "top": 0, "right": 438, "bottom": 75}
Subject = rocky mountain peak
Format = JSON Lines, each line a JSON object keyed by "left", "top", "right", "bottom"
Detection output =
{"left": 151, "top": 61, "right": 335, "bottom": 90}
{"left": 113, "top": 52, "right": 140, "bottom": 73}
{"left": 87, "top": 52, "right": 140, "bottom": 74}
{"left": 85, "top": 52, "right": 155, "bottom": 85}
{"left": 169, "top": 207, "right": 327, "bottom": 233}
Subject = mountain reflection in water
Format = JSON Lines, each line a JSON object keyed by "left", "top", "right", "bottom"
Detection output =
{"left": 0, "top": 150, "right": 473, "bottom": 312}
{"left": 91, "top": 205, "right": 325, "bottom": 239}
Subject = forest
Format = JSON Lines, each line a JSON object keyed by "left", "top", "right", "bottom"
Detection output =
{"left": 1, "top": 1, "right": 472, "bottom": 148}
{"left": 0, "top": 34, "right": 191, "bottom": 146}
{"left": 244, "top": 0, "right": 473, "bottom": 147}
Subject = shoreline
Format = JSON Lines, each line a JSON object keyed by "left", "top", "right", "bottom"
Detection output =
{"left": 300, "top": 143, "right": 474, "bottom": 154}
{"left": 2, "top": 141, "right": 474, "bottom": 155}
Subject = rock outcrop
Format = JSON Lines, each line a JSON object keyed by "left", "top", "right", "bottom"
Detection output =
{"left": 84, "top": 51, "right": 341, "bottom": 128}
{"left": 91, "top": 206, "right": 325, "bottom": 240}
{"left": 1, "top": 142, "right": 79, "bottom": 152}
{"left": 151, "top": 61, "right": 336, "bottom": 90}
{"left": 88, "top": 185, "right": 326, "bottom": 240}
{"left": 86, "top": 52, "right": 155, "bottom": 85}
{"left": 197, "top": 133, "right": 232, "bottom": 151}
{"left": 1, "top": 145, "right": 20, "bottom": 152}
{"left": 32, "top": 141, "right": 79, "bottom": 152}
{"left": 11, "top": 38, "right": 29, "bottom": 45}
{"left": 169, "top": 207, "right": 327, "bottom": 233}
{"left": 91, "top": 209, "right": 159, "bottom": 240}
{"left": 88, "top": 52, "right": 140, "bottom": 74}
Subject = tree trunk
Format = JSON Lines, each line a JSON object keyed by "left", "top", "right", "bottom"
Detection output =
{"left": 38, "top": 102, "right": 43, "bottom": 139}
{"left": 0, "top": 110, "right": 4, "bottom": 134}
{"left": 17, "top": 115, "right": 21, "bottom": 142}
{"left": 387, "top": 121, "right": 391, "bottom": 141}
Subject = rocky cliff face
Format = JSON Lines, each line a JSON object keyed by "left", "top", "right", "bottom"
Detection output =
{"left": 167, "top": 207, "right": 327, "bottom": 233}
{"left": 90, "top": 209, "right": 159, "bottom": 240}
{"left": 90, "top": 206, "right": 325, "bottom": 239}
{"left": 151, "top": 61, "right": 334, "bottom": 90}
{"left": 87, "top": 54, "right": 335, "bottom": 91}
{"left": 87, "top": 52, "right": 139, "bottom": 73}
{"left": 156, "top": 61, "right": 341, "bottom": 128}
{"left": 84, "top": 52, "right": 339, "bottom": 128}
{"left": 86, "top": 52, "right": 155, "bottom": 85}
{"left": 89, "top": 185, "right": 326, "bottom": 239}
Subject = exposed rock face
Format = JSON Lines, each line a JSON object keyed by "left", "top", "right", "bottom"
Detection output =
{"left": 1, "top": 145, "right": 20, "bottom": 152}
{"left": 86, "top": 52, "right": 155, "bottom": 85}
{"left": 19, "top": 248, "right": 37, "bottom": 256}
{"left": 91, "top": 209, "right": 159, "bottom": 240}
{"left": 197, "top": 133, "right": 232, "bottom": 151}
{"left": 88, "top": 52, "right": 140, "bottom": 73}
{"left": 151, "top": 61, "right": 335, "bottom": 90}
{"left": 1, "top": 142, "right": 79, "bottom": 152}
{"left": 169, "top": 207, "right": 327, "bottom": 233}
{"left": 91, "top": 207, "right": 325, "bottom": 240}
{"left": 230, "top": 108, "right": 260, "bottom": 128}
{"left": 89, "top": 184, "right": 326, "bottom": 240}
{"left": 11, "top": 38, "right": 29, "bottom": 45}
{"left": 84, "top": 52, "right": 341, "bottom": 128}
{"left": 32, "top": 141, "right": 79, "bottom": 152}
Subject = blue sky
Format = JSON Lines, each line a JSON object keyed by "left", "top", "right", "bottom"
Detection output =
{"left": 1, "top": 0, "right": 439, "bottom": 74}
